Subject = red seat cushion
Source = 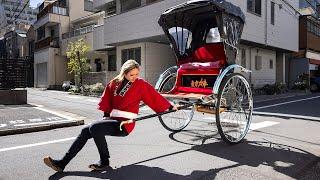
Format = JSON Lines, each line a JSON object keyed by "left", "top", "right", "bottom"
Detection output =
{"left": 193, "top": 43, "right": 226, "bottom": 64}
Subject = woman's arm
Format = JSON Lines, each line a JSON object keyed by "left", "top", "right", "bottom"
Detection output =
{"left": 141, "top": 80, "right": 172, "bottom": 113}
{"left": 97, "top": 82, "right": 113, "bottom": 114}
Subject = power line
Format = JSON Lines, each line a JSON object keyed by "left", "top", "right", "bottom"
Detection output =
{"left": 9, "top": 0, "right": 22, "bottom": 22}
{"left": 12, "top": 0, "right": 30, "bottom": 23}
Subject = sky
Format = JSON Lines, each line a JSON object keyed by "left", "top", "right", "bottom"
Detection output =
{"left": 30, "top": 0, "right": 44, "bottom": 8}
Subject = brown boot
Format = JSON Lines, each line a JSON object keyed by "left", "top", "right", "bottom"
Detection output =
{"left": 43, "top": 156, "right": 64, "bottom": 172}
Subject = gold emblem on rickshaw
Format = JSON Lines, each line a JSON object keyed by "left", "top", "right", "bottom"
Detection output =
{"left": 191, "top": 78, "right": 208, "bottom": 88}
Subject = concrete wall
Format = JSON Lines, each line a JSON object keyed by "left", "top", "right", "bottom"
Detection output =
{"left": 68, "top": 0, "right": 93, "bottom": 22}
{"left": 116, "top": 42, "right": 176, "bottom": 86}
{"left": 61, "top": 32, "right": 94, "bottom": 55}
{"left": 93, "top": 25, "right": 105, "bottom": 50}
{"left": 145, "top": 42, "right": 176, "bottom": 85}
{"left": 34, "top": 48, "right": 69, "bottom": 88}
{"left": 104, "top": 0, "right": 186, "bottom": 45}
{"left": 83, "top": 71, "right": 108, "bottom": 86}
{"left": 241, "top": 46, "right": 276, "bottom": 88}
{"left": 231, "top": 0, "right": 299, "bottom": 52}
{"left": 117, "top": 42, "right": 146, "bottom": 77}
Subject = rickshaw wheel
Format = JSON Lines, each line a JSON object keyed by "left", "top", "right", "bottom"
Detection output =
{"left": 158, "top": 74, "right": 194, "bottom": 132}
{"left": 216, "top": 73, "right": 253, "bottom": 144}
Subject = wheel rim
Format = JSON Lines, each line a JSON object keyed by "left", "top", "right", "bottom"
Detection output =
{"left": 159, "top": 75, "right": 176, "bottom": 93}
{"left": 158, "top": 74, "right": 193, "bottom": 131}
{"left": 217, "top": 74, "right": 253, "bottom": 142}
{"left": 160, "top": 101, "right": 195, "bottom": 130}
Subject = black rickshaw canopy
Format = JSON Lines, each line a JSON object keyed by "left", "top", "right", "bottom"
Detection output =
{"left": 158, "top": 0, "right": 246, "bottom": 64}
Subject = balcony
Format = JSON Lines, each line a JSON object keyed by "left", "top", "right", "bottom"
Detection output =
{"left": 35, "top": 37, "right": 60, "bottom": 51}
{"left": 37, "top": 2, "right": 68, "bottom": 20}
{"left": 62, "top": 25, "right": 94, "bottom": 39}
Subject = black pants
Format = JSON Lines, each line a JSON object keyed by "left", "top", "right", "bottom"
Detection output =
{"left": 58, "top": 119, "right": 128, "bottom": 167}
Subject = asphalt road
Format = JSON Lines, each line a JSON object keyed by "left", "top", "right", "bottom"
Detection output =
{"left": 0, "top": 89, "right": 319, "bottom": 180}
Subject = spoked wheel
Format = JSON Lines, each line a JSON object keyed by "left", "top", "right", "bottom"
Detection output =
{"left": 157, "top": 74, "right": 195, "bottom": 132}
{"left": 216, "top": 73, "right": 253, "bottom": 144}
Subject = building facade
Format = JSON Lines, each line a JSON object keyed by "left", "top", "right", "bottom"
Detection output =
{"left": 93, "top": 0, "right": 299, "bottom": 87}
{"left": 33, "top": 0, "right": 95, "bottom": 89}
{"left": 3, "top": 29, "right": 27, "bottom": 58}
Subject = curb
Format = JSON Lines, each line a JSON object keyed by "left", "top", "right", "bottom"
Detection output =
{"left": 252, "top": 111, "right": 320, "bottom": 122}
{"left": 0, "top": 119, "right": 84, "bottom": 136}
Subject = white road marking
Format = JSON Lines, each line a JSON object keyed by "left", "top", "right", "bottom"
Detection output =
{"left": 33, "top": 106, "right": 85, "bottom": 121}
{"left": 203, "top": 117, "right": 279, "bottom": 131}
{"left": 9, "top": 120, "right": 25, "bottom": 124}
{"left": 0, "top": 120, "right": 280, "bottom": 153}
{"left": 29, "top": 118, "right": 43, "bottom": 122}
{"left": 249, "top": 121, "right": 279, "bottom": 131}
{"left": 0, "top": 137, "right": 76, "bottom": 153}
{"left": 254, "top": 95, "right": 320, "bottom": 110}
{"left": 14, "top": 120, "right": 75, "bottom": 127}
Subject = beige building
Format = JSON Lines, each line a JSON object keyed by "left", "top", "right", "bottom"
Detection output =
{"left": 33, "top": 0, "right": 95, "bottom": 88}
{"left": 60, "top": 11, "right": 119, "bottom": 85}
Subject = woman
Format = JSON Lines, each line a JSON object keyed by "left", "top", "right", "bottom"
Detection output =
{"left": 43, "top": 60, "right": 178, "bottom": 172}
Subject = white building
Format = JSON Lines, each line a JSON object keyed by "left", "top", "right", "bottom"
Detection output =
{"left": 93, "top": 0, "right": 299, "bottom": 87}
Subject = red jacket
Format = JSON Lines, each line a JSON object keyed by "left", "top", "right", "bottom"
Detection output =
{"left": 98, "top": 78, "right": 171, "bottom": 134}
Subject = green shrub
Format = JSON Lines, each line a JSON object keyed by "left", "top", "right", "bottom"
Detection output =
{"left": 68, "top": 86, "right": 81, "bottom": 93}
{"left": 262, "top": 82, "right": 287, "bottom": 95}
{"left": 90, "top": 83, "right": 105, "bottom": 94}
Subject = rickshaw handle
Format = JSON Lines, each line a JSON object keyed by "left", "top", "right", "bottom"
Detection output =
{"left": 119, "top": 103, "right": 193, "bottom": 131}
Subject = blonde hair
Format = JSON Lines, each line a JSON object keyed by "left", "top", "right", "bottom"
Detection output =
{"left": 113, "top": 59, "right": 140, "bottom": 82}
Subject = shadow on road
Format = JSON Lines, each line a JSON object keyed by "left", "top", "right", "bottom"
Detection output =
{"left": 48, "top": 138, "right": 317, "bottom": 180}
{"left": 48, "top": 164, "right": 233, "bottom": 180}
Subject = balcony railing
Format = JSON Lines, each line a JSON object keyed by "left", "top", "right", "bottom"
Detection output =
{"left": 35, "top": 37, "right": 60, "bottom": 51}
{"left": 62, "top": 25, "right": 95, "bottom": 39}
{"left": 37, "top": 3, "right": 68, "bottom": 20}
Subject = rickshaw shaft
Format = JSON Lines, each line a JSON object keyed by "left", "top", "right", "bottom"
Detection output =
{"left": 134, "top": 103, "right": 193, "bottom": 122}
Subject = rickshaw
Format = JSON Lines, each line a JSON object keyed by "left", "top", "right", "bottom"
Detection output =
{"left": 153, "top": 0, "right": 253, "bottom": 144}
{"left": 121, "top": 0, "right": 252, "bottom": 144}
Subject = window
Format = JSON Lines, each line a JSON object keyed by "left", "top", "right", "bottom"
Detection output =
{"left": 255, "top": 56, "right": 262, "bottom": 70}
{"left": 105, "top": 1, "right": 116, "bottom": 16}
{"left": 271, "top": 1, "right": 275, "bottom": 25}
{"left": 146, "top": 0, "right": 161, "bottom": 4}
{"left": 121, "top": 47, "right": 141, "bottom": 65}
{"left": 95, "top": 59, "right": 102, "bottom": 72}
{"left": 269, "top": 59, "right": 273, "bottom": 69}
{"left": 108, "top": 54, "right": 117, "bottom": 71}
{"left": 37, "top": 26, "right": 45, "bottom": 40}
{"left": 247, "top": 0, "right": 261, "bottom": 16}
{"left": 241, "top": 49, "right": 246, "bottom": 68}
{"left": 120, "top": 0, "right": 141, "bottom": 12}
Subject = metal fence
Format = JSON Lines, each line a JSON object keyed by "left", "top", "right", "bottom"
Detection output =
{"left": 0, "top": 57, "right": 30, "bottom": 89}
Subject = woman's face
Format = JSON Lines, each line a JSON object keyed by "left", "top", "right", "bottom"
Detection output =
{"left": 124, "top": 68, "right": 140, "bottom": 82}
